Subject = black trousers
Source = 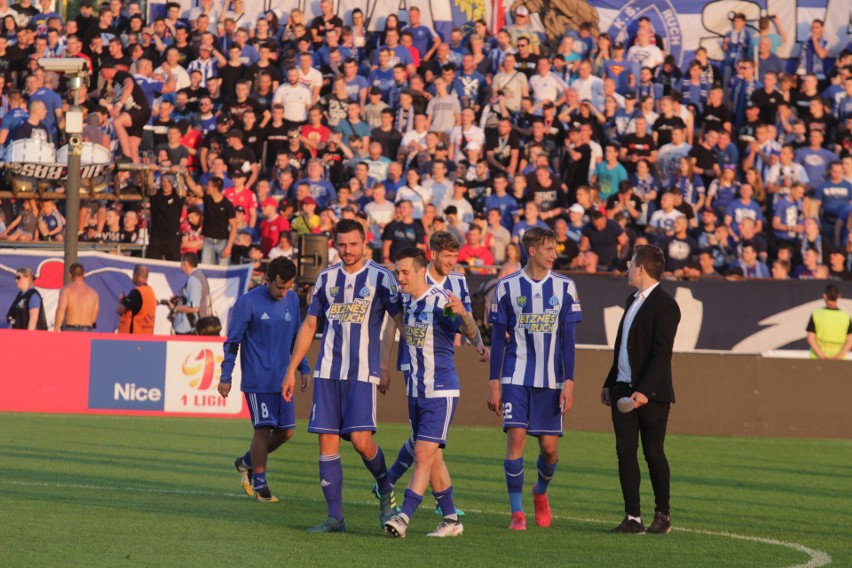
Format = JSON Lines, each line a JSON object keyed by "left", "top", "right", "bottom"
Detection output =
{"left": 610, "top": 382, "right": 671, "bottom": 518}
{"left": 146, "top": 237, "right": 181, "bottom": 262}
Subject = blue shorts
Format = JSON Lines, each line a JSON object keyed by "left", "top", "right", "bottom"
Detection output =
{"left": 308, "top": 378, "right": 377, "bottom": 440}
{"left": 502, "top": 384, "right": 563, "bottom": 437}
{"left": 408, "top": 396, "right": 458, "bottom": 447}
{"left": 245, "top": 392, "right": 295, "bottom": 431}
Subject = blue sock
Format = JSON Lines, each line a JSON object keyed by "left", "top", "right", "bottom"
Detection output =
{"left": 387, "top": 438, "right": 415, "bottom": 486}
{"left": 362, "top": 445, "right": 392, "bottom": 495}
{"left": 400, "top": 488, "right": 424, "bottom": 520}
{"left": 319, "top": 454, "right": 344, "bottom": 522}
{"left": 504, "top": 458, "right": 524, "bottom": 513}
{"left": 535, "top": 457, "right": 558, "bottom": 495}
{"left": 433, "top": 486, "right": 457, "bottom": 520}
{"left": 252, "top": 471, "right": 267, "bottom": 490}
{"left": 242, "top": 451, "right": 252, "bottom": 469}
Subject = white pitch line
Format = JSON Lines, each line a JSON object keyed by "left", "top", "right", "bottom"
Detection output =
{"left": 1, "top": 480, "right": 832, "bottom": 567}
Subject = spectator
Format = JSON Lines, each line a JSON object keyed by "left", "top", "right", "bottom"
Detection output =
{"left": 725, "top": 184, "right": 765, "bottom": 237}
{"left": 736, "top": 241, "right": 771, "bottom": 278}
{"left": 580, "top": 209, "right": 628, "bottom": 271}
{"left": 382, "top": 200, "right": 426, "bottom": 263}
{"left": 5, "top": 267, "right": 47, "bottom": 330}
{"left": 771, "top": 259, "right": 791, "bottom": 280}
{"left": 458, "top": 224, "right": 494, "bottom": 270}
{"left": 37, "top": 200, "right": 65, "bottom": 242}
{"left": 258, "top": 198, "right": 291, "bottom": 255}
{"left": 486, "top": 207, "right": 512, "bottom": 264}
{"left": 268, "top": 232, "right": 298, "bottom": 261}
{"left": 553, "top": 218, "right": 580, "bottom": 269}
{"left": 291, "top": 196, "right": 321, "bottom": 235}
{"left": 180, "top": 206, "right": 204, "bottom": 255}
{"left": 662, "top": 215, "right": 698, "bottom": 277}
{"left": 187, "top": 175, "right": 238, "bottom": 266}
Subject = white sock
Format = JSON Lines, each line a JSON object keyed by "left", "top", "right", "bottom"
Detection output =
{"left": 628, "top": 514, "right": 642, "bottom": 524}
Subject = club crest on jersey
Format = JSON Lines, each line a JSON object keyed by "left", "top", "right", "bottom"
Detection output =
{"left": 516, "top": 296, "right": 527, "bottom": 307}
{"left": 418, "top": 311, "right": 430, "bottom": 322}
{"left": 549, "top": 295, "right": 559, "bottom": 307}
{"left": 359, "top": 286, "right": 370, "bottom": 298}
{"left": 330, "top": 286, "right": 340, "bottom": 297}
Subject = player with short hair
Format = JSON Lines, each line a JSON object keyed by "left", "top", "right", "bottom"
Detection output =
{"left": 219, "top": 257, "right": 310, "bottom": 502}
{"left": 383, "top": 230, "right": 486, "bottom": 516}
{"left": 283, "top": 219, "right": 402, "bottom": 533}
{"left": 488, "top": 226, "right": 583, "bottom": 530}
{"left": 380, "top": 248, "right": 488, "bottom": 538}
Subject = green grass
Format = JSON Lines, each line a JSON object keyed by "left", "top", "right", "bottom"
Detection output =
{"left": 1, "top": 414, "right": 849, "bottom": 567}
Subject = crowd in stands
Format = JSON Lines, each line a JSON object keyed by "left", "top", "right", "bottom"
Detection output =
{"left": 0, "top": 1, "right": 851, "bottom": 282}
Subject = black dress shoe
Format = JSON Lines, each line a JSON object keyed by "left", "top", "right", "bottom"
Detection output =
{"left": 610, "top": 516, "right": 646, "bottom": 534}
{"left": 647, "top": 512, "right": 672, "bottom": 534}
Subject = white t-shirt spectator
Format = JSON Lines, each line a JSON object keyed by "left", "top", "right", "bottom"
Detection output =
{"left": 426, "top": 94, "right": 461, "bottom": 136}
{"left": 529, "top": 73, "right": 567, "bottom": 107}
{"left": 272, "top": 83, "right": 312, "bottom": 123}
{"left": 395, "top": 184, "right": 433, "bottom": 219}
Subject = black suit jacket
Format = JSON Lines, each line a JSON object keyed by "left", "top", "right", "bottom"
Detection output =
{"left": 604, "top": 284, "right": 681, "bottom": 403}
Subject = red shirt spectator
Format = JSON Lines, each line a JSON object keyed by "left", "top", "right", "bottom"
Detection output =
{"left": 259, "top": 199, "right": 291, "bottom": 254}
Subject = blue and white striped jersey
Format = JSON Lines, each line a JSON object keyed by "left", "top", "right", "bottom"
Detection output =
{"left": 488, "top": 270, "right": 582, "bottom": 389}
{"left": 401, "top": 286, "right": 461, "bottom": 398}
{"left": 426, "top": 270, "right": 473, "bottom": 311}
{"left": 399, "top": 270, "right": 473, "bottom": 371}
{"left": 308, "top": 260, "right": 401, "bottom": 383}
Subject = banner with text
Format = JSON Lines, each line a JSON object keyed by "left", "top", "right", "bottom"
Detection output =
{"left": 0, "top": 251, "right": 252, "bottom": 334}
{"left": 468, "top": 273, "right": 852, "bottom": 353}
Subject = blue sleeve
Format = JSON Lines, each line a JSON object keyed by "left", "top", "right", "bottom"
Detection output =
{"left": 325, "top": 181, "right": 338, "bottom": 203}
{"left": 30, "top": 293, "right": 42, "bottom": 309}
{"left": 291, "top": 293, "right": 311, "bottom": 375}
{"left": 489, "top": 322, "right": 507, "bottom": 381}
{"left": 383, "top": 270, "right": 402, "bottom": 317}
{"left": 488, "top": 282, "right": 509, "bottom": 325}
{"left": 560, "top": 321, "right": 577, "bottom": 381}
{"left": 221, "top": 297, "right": 251, "bottom": 383}
{"left": 307, "top": 275, "right": 327, "bottom": 317}
{"left": 460, "top": 279, "right": 473, "bottom": 312}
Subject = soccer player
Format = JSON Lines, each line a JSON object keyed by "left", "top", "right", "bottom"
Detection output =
{"left": 380, "top": 248, "right": 488, "bottom": 538}
{"left": 487, "top": 226, "right": 583, "bottom": 530}
{"left": 384, "top": 231, "right": 486, "bottom": 515}
{"left": 283, "top": 219, "right": 401, "bottom": 533}
{"left": 219, "top": 257, "right": 311, "bottom": 502}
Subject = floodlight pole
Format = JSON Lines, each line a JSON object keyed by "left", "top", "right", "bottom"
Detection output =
{"left": 60, "top": 69, "right": 87, "bottom": 284}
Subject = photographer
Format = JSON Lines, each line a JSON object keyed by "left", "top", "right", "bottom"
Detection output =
{"left": 169, "top": 252, "right": 213, "bottom": 335}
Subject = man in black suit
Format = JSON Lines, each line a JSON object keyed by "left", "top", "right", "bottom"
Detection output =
{"left": 601, "top": 245, "right": 680, "bottom": 535}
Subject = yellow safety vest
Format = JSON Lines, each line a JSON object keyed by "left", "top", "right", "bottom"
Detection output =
{"left": 810, "top": 308, "right": 851, "bottom": 359}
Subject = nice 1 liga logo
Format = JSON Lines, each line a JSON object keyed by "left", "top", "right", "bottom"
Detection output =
{"left": 181, "top": 348, "right": 223, "bottom": 391}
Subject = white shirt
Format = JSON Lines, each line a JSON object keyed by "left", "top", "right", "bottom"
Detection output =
{"left": 298, "top": 67, "right": 323, "bottom": 93}
{"left": 449, "top": 125, "right": 485, "bottom": 159}
{"left": 626, "top": 44, "right": 664, "bottom": 71}
{"left": 616, "top": 282, "right": 660, "bottom": 383}
{"left": 529, "top": 73, "right": 567, "bottom": 107}
{"left": 570, "top": 75, "right": 604, "bottom": 109}
{"left": 155, "top": 65, "right": 190, "bottom": 91}
{"left": 272, "top": 83, "right": 311, "bottom": 122}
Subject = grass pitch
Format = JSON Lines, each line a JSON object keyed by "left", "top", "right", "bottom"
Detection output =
{"left": 1, "top": 413, "right": 849, "bottom": 567}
